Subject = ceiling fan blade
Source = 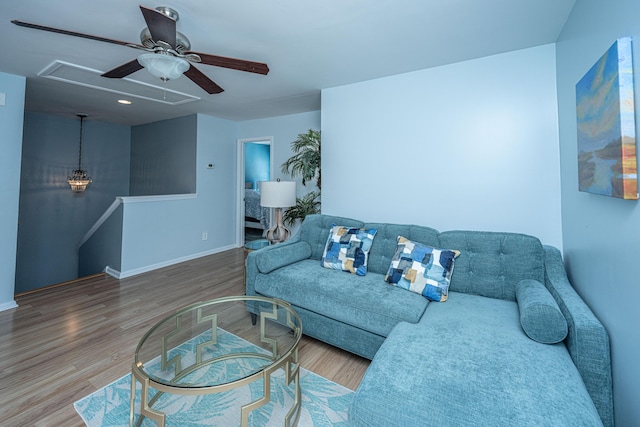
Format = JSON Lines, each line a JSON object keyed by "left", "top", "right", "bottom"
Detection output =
{"left": 11, "top": 20, "right": 142, "bottom": 48}
{"left": 187, "top": 52, "right": 269, "bottom": 75}
{"left": 139, "top": 6, "right": 176, "bottom": 48}
{"left": 184, "top": 65, "right": 224, "bottom": 94}
{"left": 102, "top": 59, "right": 144, "bottom": 78}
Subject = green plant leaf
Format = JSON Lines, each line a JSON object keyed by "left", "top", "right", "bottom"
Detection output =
{"left": 283, "top": 191, "right": 321, "bottom": 226}
{"left": 281, "top": 129, "right": 321, "bottom": 190}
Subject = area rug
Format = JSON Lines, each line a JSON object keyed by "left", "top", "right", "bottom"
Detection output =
{"left": 74, "top": 328, "right": 354, "bottom": 426}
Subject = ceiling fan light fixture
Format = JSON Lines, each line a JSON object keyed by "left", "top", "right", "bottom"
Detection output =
{"left": 12, "top": 5, "right": 269, "bottom": 94}
{"left": 137, "top": 53, "right": 189, "bottom": 80}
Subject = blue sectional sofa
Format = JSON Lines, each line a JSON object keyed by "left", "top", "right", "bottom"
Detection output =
{"left": 245, "top": 214, "right": 613, "bottom": 426}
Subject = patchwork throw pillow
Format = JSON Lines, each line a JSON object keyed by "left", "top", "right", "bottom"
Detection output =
{"left": 321, "top": 225, "right": 377, "bottom": 276}
{"left": 384, "top": 236, "right": 459, "bottom": 302}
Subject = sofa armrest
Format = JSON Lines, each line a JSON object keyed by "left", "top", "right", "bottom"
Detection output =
{"left": 256, "top": 241, "right": 312, "bottom": 273}
{"left": 543, "top": 245, "right": 613, "bottom": 427}
{"left": 245, "top": 236, "right": 306, "bottom": 296}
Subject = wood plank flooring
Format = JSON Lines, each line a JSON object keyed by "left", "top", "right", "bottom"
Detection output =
{"left": 0, "top": 248, "right": 369, "bottom": 426}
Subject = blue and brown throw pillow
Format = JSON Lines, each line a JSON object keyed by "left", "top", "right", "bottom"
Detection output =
{"left": 321, "top": 225, "right": 377, "bottom": 276}
{"left": 385, "top": 236, "right": 459, "bottom": 302}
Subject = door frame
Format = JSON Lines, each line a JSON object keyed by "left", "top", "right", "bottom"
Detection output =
{"left": 236, "top": 136, "right": 274, "bottom": 246}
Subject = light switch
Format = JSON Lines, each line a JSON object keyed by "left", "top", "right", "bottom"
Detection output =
{"left": 0, "top": 93, "right": 5, "bottom": 106}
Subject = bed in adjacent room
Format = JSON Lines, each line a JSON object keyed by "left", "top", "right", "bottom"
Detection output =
{"left": 245, "top": 188, "right": 269, "bottom": 232}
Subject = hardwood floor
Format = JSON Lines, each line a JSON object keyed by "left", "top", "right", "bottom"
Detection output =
{"left": 0, "top": 248, "right": 369, "bottom": 426}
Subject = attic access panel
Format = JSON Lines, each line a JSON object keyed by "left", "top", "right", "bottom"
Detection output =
{"left": 38, "top": 60, "right": 200, "bottom": 106}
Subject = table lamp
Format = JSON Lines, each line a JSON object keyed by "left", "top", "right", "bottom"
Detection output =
{"left": 260, "top": 179, "right": 296, "bottom": 244}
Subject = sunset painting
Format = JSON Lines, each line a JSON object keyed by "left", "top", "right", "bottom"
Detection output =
{"left": 576, "top": 37, "right": 638, "bottom": 199}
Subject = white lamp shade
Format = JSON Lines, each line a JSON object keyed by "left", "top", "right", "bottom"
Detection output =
{"left": 260, "top": 181, "right": 296, "bottom": 208}
{"left": 137, "top": 53, "right": 189, "bottom": 80}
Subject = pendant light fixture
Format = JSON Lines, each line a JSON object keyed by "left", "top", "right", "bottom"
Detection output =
{"left": 67, "top": 114, "right": 92, "bottom": 192}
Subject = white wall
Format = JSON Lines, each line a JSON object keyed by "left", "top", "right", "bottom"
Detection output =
{"left": 197, "top": 114, "right": 240, "bottom": 248}
{"left": 0, "top": 72, "right": 25, "bottom": 311}
{"left": 556, "top": 3, "right": 640, "bottom": 425}
{"left": 322, "top": 44, "right": 563, "bottom": 248}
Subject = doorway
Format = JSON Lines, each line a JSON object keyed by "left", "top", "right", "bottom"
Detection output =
{"left": 237, "top": 137, "right": 274, "bottom": 245}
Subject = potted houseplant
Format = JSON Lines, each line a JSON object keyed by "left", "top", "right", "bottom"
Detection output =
{"left": 281, "top": 129, "right": 321, "bottom": 226}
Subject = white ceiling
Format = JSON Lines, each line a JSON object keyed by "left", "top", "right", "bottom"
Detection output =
{"left": 0, "top": 0, "right": 575, "bottom": 126}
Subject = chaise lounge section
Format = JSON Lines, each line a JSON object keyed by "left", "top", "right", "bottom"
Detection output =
{"left": 245, "top": 214, "right": 613, "bottom": 426}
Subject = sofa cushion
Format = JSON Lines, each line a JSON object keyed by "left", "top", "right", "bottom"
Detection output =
{"left": 363, "top": 223, "right": 440, "bottom": 275}
{"left": 321, "top": 225, "right": 377, "bottom": 276}
{"left": 384, "top": 236, "right": 459, "bottom": 302}
{"left": 254, "top": 259, "right": 429, "bottom": 337}
{"left": 350, "top": 292, "right": 603, "bottom": 427}
{"left": 255, "top": 241, "right": 311, "bottom": 274}
{"left": 438, "top": 231, "right": 545, "bottom": 301}
{"left": 516, "top": 279, "right": 568, "bottom": 344}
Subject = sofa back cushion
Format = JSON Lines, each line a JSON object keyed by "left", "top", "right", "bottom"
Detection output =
{"left": 363, "top": 223, "right": 440, "bottom": 275}
{"left": 298, "top": 214, "right": 364, "bottom": 260}
{"left": 438, "top": 231, "right": 545, "bottom": 301}
{"left": 298, "top": 216, "right": 545, "bottom": 301}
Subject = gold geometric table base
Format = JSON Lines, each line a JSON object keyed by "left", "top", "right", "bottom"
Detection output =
{"left": 128, "top": 296, "right": 302, "bottom": 427}
{"left": 129, "top": 352, "right": 300, "bottom": 427}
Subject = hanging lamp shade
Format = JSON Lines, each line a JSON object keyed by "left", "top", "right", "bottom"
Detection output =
{"left": 67, "top": 114, "right": 92, "bottom": 192}
{"left": 68, "top": 169, "right": 92, "bottom": 193}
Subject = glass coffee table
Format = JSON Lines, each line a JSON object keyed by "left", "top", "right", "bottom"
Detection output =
{"left": 129, "top": 295, "right": 302, "bottom": 427}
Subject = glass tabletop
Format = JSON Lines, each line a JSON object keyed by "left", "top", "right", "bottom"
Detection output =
{"left": 134, "top": 296, "right": 302, "bottom": 389}
{"left": 245, "top": 239, "right": 270, "bottom": 251}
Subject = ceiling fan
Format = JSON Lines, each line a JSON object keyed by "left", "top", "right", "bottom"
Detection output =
{"left": 11, "top": 5, "right": 269, "bottom": 94}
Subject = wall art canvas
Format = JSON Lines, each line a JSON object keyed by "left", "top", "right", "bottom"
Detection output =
{"left": 576, "top": 37, "right": 638, "bottom": 199}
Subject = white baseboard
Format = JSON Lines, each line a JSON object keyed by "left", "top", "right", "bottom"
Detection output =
{"left": 0, "top": 300, "right": 18, "bottom": 313}
{"left": 105, "top": 245, "right": 237, "bottom": 280}
{"left": 104, "top": 266, "right": 122, "bottom": 279}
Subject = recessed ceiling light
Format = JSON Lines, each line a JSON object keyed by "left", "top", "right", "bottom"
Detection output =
{"left": 117, "top": 99, "right": 132, "bottom": 105}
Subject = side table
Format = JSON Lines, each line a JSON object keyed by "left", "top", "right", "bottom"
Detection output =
{"left": 244, "top": 238, "right": 271, "bottom": 255}
{"left": 244, "top": 239, "right": 270, "bottom": 286}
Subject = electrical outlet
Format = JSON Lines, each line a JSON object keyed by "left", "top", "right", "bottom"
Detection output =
{"left": 202, "top": 232, "right": 208, "bottom": 241}
{"left": 0, "top": 92, "right": 5, "bottom": 106}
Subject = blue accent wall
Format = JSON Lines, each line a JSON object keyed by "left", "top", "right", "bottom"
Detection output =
{"left": 244, "top": 142, "right": 270, "bottom": 189}
{"left": 15, "top": 113, "right": 130, "bottom": 293}
{"left": 0, "top": 72, "right": 25, "bottom": 309}
{"left": 130, "top": 115, "right": 197, "bottom": 196}
{"left": 556, "top": 3, "right": 640, "bottom": 425}
{"left": 79, "top": 203, "right": 124, "bottom": 277}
